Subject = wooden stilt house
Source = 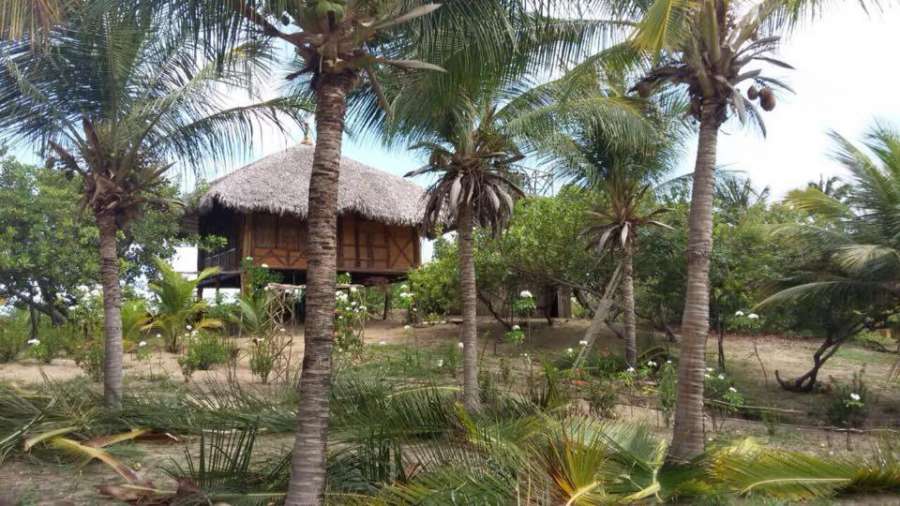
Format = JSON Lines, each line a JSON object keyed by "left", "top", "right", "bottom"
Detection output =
{"left": 195, "top": 142, "right": 425, "bottom": 290}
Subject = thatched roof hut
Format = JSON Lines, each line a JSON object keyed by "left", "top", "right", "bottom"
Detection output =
{"left": 199, "top": 142, "right": 426, "bottom": 226}
{"left": 195, "top": 143, "right": 425, "bottom": 289}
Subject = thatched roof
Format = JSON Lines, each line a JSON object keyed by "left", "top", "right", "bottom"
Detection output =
{"left": 198, "top": 143, "right": 425, "bottom": 226}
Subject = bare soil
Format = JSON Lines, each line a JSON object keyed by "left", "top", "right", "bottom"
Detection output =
{"left": 2, "top": 316, "right": 899, "bottom": 504}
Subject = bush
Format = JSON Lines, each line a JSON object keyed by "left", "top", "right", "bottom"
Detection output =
{"left": 704, "top": 368, "right": 745, "bottom": 419}
{"left": 826, "top": 369, "right": 869, "bottom": 428}
{"left": 586, "top": 381, "right": 618, "bottom": 418}
{"left": 249, "top": 337, "right": 277, "bottom": 384}
{"left": 406, "top": 238, "right": 459, "bottom": 317}
{"left": 852, "top": 330, "right": 896, "bottom": 352}
{"left": 657, "top": 361, "right": 677, "bottom": 426}
{"left": 25, "top": 329, "right": 69, "bottom": 364}
{"left": 74, "top": 340, "right": 105, "bottom": 382}
{"left": 178, "top": 332, "right": 229, "bottom": 380}
{"left": 0, "top": 311, "right": 28, "bottom": 362}
{"left": 335, "top": 279, "right": 368, "bottom": 356}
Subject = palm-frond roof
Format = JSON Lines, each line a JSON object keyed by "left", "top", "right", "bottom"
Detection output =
{"left": 198, "top": 142, "right": 425, "bottom": 227}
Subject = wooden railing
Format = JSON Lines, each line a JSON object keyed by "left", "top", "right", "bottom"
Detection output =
{"left": 204, "top": 247, "right": 238, "bottom": 271}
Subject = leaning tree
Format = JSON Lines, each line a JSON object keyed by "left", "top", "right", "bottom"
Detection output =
{"left": 0, "top": 2, "right": 306, "bottom": 408}
{"left": 760, "top": 123, "right": 900, "bottom": 391}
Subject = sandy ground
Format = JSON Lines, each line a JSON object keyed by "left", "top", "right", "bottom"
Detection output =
{"left": 2, "top": 317, "right": 900, "bottom": 504}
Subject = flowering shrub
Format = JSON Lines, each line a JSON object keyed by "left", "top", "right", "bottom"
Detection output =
{"left": 704, "top": 368, "right": 745, "bottom": 415}
{"left": 504, "top": 324, "right": 525, "bottom": 345}
{"left": 25, "top": 332, "right": 68, "bottom": 364}
{"left": 512, "top": 290, "right": 536, "bottom": 318}
{"left": 335, "top": 277, "right": 368, "bottom": 356}
{"left": 240, "top": 256, "right": 282, "bottom": 296}
{"left": 729, "top": 310, "right": 762, "bottom": 334}
{"left": 826, "top": 369, "right": 869, "bottom": 428}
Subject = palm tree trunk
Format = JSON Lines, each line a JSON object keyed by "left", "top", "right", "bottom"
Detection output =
{"left": 622, "top": 245, "right": 637, "bottom": 368}
{"left": 668, "top": 103, "right": 720, "bottom": 463}
{"left": 286, "top": 72, "right": 354, "bottom": 506}
{"left": 458, "top": 203, "right": 480, "bottom": 412}
{"left": 96, "top": 211, "right": 123, "bottom": 409}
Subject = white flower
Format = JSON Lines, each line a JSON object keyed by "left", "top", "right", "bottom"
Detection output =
{"left": 261, "top": 263, "right": 269, "bottom": 268}
{"left": 718, "top": 374, "right": 725, "bottom": 380}
{"left": 706, "top": 367, "right": 713, "bottom": 372}
{"left": 403, "top": 325, "right": 412, "bottom": 330}
{"left": 27, "top": 338, "right": 40, "bottom": 345}
{"left": 378, "top": 341, "right": 386, "bottom": 346}
{"left": 138, "top": 341, "right": 147, "bottom": 348}
{"left": 245, "top": 256, "right": 253, "bottom": 261}
{"left": 522, "top": 353, "right": 529, "bottom": 358}
{"left": 350, "top": 286, "right": 358, "bottom": 293}
{"left": 566, "top": 348, "right": 574, "bottom": 354}
{"left": 666, "top": 359, "right": 672, "bottom": 364}
{"left": 747, "top": 313, "right": 759, "bottom": 320}
{"left": 850, "top": 393, "right": 861, "bottom": 401}
{"left": 401, "top": 284, "right": 409, "bottom": 290}
{"left": 185, "top": 325, "right": 192, "bottom": 330}
{"left": 512, "top": 325, "right": 521, "bottom": 331}
{"left": 647, "top": 360, "right": 657, "bottom": 367}
{"left": 279, "top": 327, "right": 286, "bottom": 333}
{"left": 734, "top": 310, "right": 745, "bottom": 317}
{"left": 728, "top": 387, "right": 738, "bottom": 393}
{"left": 436, "top": 359, "right": 444, "bottom": 367}
{"left": 359, "top": 306, "right": 367, "bottom": 312}
{"left": 704, "top": 374, "right": 711, "bottom": 379}
{"left": 155, "top": 333, "right": 162, "bottom": 338}
{"left": 519, "top": 290, "right": 533, "bottom": 298}
{"left": 626, "top": 366, "right": 635, "bottom": 373}
{"left": 458, "top": 342, "right": 464, "bottom": 349}
{"left": 578, "top": 340, "right": 588, "bottom": 346}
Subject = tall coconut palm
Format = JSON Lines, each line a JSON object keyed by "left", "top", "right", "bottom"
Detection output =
{"left": 405, "top": 96, "right": 526, "bottom": 412}
{"left": 174, "top": 1, "right": 581, "bottom": 502}
{"left": 595, "top": 0, "right": 876, "bottom": 461}
{"left": 538, "top": 95, "right": 678, "bottom": 366}
{"left": 0, "top": 3, "right": 307, "bottom": 408}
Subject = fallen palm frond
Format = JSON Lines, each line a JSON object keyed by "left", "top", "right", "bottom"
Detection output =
{"left": 48, "top": 436, "right": 143, "bottom": 483}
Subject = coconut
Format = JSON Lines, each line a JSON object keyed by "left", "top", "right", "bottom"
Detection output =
{"left": 759, "top": 87, "right": 775, "bottom": 111}
{"left": 747, "top": 85, "right": 759, "bottom": 100}
{"left": 636, "top": 81, "right": 652, "bottom": 98}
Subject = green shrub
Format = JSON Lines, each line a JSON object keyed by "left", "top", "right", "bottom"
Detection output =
{"left": 178, "top": 332, "right": 229, "bottom": 380}
{"left": 657, "top": 361, "right": 677, "bottom": 426}
{"left": 249, "top": 337, "right": 277, "bottom": 384}
{"left": 851, "top": 330, "right": 896, "bottom": 352}
{"left": 704, "top": 368, "right": 745, "bottom": 416}
{"left": 826, "top": 369, "right": 869, "bottom": 428}
{"left": 436, "top": 342, "right": 461, "bottom": 373}
{"left": 74, "top": 340, "right": 105, "bottom": 382}
{"left": 0, "top": 311, "right": 28, "bottom": 362}
{"left": 25, "top": 330, "right": 69, "bottom": 364}
{"left": 586, "top": 380, "right": 618, "bottom": 418}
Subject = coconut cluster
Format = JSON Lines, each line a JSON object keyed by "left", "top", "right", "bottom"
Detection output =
{"left": 747, "top": 85, "right": 776, "bottom": 111}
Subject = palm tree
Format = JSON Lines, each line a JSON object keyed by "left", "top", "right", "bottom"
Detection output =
{"left": 759, "top": 123, "right": 900, "bottom": 390}
{"left": 145, "top": 260, "right": 222, "bottom": 353}
{"left": 405, "top": 96, "right": 526, "bottom": 412}
{"left": 0, "top": 3, "right": 306, "bottom": 408}
{"left": 600, "top": 0, "right": 876, "bottom": 461}
{"left": 545, "top": 106, "right": 677, "bottom": 367}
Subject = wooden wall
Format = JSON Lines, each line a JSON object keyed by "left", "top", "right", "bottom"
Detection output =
{"left": 242, "top": 211, "right": 420, "bottom": 275}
